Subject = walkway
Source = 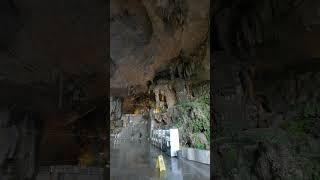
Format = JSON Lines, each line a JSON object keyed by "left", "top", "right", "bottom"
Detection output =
{"left": 36, "top": 166, "right": 105, "bottom": 180}
{"left": 110, "top": 139, "right": 210, "bottom": 180}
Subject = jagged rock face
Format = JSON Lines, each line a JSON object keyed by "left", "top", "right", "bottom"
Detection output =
{"left": 213, "top": 0, "right": 320, "bottom": 179}
{"left": 213, "top": 48, "right": 320, "bottom": 135}
{"left": 154, "top": 81, "right": 177, "bottom": 109}
{"left": 143, "top": 19, "right": 211, "bottom": 148}
{"left": 149, "top": 77, "right": 210, "bottom": 149}
{"left": 213, "top": 56, "right": 320, "bottom": 179}
{"left": 122, "top": 93, "right": 155, "bottom": 114}
{"left": 110, "top": 97, "right": 122, "bottom": 122}
{"left": 110, "top": 0, "right": 210, "bottom": 91}
{"left": 116, "top": 114, "right": 149, "bottom": 140}
{"left": 214, "top": 0, "right": 320, "bottom": 60}
{"left": 109, "top": 1, "right": 211, "bottom": 141}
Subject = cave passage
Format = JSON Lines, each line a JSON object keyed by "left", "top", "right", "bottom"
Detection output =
{"left": 0, "top": 0, "right": 211, "bottom": 179}
{"left": 109, "top": 112, "right": 210, "bottom": 179}
{"left": 110, "top": 139, "right": 210, "bottom": 179}
{"left": 109, "top": 0, "right": 211, "bottom": 178}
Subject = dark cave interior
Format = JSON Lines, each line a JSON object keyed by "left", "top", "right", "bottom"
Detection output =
{"left": 0, "top": 0, "right": 320, "bottom": 179}
{"left": 0, "top": 0, "right": 107, "bottom": 178}
{"left": 213, "top": 0, "right": 320, "bottom": 179}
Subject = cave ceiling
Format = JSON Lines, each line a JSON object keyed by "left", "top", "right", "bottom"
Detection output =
{"left": 110, "top": 0, "right": 210, "bottom": 95}
{"left": 2, "top": 0, "right": 320, "bottom": 106}
{"left": 214, "top": 0, "right": 320, "bottom": 70}
{"left": 0, "top": 0, "right": 106, "bottom": 110}
{"left": 0, "top": 0, "right": 210, "bottom": 110}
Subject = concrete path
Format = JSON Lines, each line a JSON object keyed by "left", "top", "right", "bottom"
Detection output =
{"left": 111, "top": 139, "right": 210, "bottom": 180}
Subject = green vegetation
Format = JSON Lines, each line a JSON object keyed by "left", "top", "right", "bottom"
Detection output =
{"left": 280, "top": 102, "right": 320, "bottom": 179}
{"left": 302, "top": 159, "right": 320, "bottom": 180}
{"left": 285, "top": 102, "right": 320, "bottom": 138}
{"left": 174, "top": 94, "right": 210, "bottom": 150}
{"left": 192, "top": 134, "right": 206, "bottom": 149}
{"left": 226, "top": 147, "right": 237, "bottom": 166}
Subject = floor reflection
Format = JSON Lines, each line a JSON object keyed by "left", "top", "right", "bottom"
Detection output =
{"left": 110, "top": 139, "right": 210, "bottom": 180}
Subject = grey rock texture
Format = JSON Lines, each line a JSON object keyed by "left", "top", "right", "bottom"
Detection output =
{"left": 110, "top": 0, "right": 210, "bottom": 91}
{"left": 110, "top": 0, "right": 211, "bottom": 153}
{"left": 110, "top": 97, "right": 123, "bottom": 134}
{"left": 213, "top": 0, "right": 320, "bottom": 178}
{"left": 0, "top": 0, "right": 108, "bottom": 175}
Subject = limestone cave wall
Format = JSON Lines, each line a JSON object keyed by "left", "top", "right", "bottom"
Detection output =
{"left": 214, "top": 59, "right": 320, "bottom": 179}
{"left": 213, "top": 0, "right": 320, "bottom": 179}
{"left": 148, "top": 40, "right": 210, "bottom": 150}
{"left": 110, "top": 97, "right": 123, "bottom": 134}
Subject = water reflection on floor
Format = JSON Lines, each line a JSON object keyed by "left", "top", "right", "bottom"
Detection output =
{"left": 110, "top": 139, "right": 210, "bottom": 180}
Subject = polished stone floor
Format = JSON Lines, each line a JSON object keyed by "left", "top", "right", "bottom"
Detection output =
{"left": 110, "top": 139, "right": 210, "bottom": 180}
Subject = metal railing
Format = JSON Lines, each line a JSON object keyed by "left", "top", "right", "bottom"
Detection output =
{"left": 151, "top": 129, "right": 179, "bottom": 157}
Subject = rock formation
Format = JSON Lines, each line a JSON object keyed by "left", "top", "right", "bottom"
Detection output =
{"left": 110, "top": 0, "right": 210, "bottom": 91}
{"left": 213, "top": 0, "right": 320, "bottom": 179}
{"left": 110, "top": 97, "right": 123, "bottom": 134}
{"left": 148, "top": 42, "right": 211, "bottom": 150}
{"left": 0, "top": 0, "right": 108, "bottom": 175}
{"left": 110, "top": 0, "right": 210, "bottom": 151}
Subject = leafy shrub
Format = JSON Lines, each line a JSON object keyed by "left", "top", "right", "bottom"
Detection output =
{"left": 174, "top": 94, "right": 210, "bottom": 149}
{"left": 192, "top": 134, "right": 206, "bottom": 150}
{"left": 286, "top": 102, "right": 320, "bottom": 138}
